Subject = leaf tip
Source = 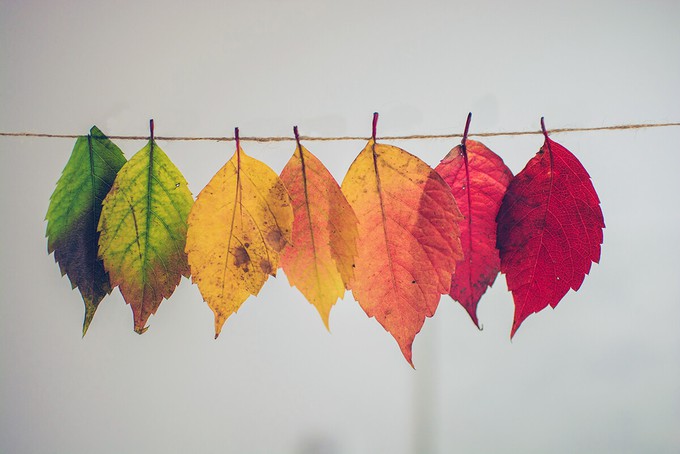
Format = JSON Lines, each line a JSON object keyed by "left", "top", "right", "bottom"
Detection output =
{"left": 510, "top": 319, "right": 522, "bottom": 339}
{"left": 319, "top": 310, "right": 331, "bottom": 332}
{"left": 89, "top": 125, "right": 104, "bottom": 139}
{"left": 81, "top": 301, "right": 97, "bottom": 337}
{"left": 135, "top": 325, "right": 150, "bottom": 335}
{"left": 399, "top": 342, "right": 415, "bottom": 368}
{"left": 214, "top": 314, "right": 226, "bottom": 339}
{"left": 465, "top": 308, "right": 482, "bottom": 330}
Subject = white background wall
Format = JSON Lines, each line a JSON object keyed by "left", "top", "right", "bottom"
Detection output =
{"left": 1, "top": 1, "right": 679, "bottom": 453}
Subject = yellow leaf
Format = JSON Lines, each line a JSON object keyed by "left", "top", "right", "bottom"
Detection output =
{"left": 185, "top": 138, "right": 293, "bottom": 337}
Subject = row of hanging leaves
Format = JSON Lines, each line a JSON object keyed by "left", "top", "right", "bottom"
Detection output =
{"left": 46, "top": 114, "right": 605, "bottom": 366}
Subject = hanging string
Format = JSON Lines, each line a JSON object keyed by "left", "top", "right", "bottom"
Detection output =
{"left": 1, "top": 121, "right": 678, "bottom": 143}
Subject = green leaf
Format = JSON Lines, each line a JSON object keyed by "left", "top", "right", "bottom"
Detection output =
{"left": 46, "top": 126, "right": 127, "bottom": 336}
{"left": 98, "top": 136, "right": 193, "bottom": 333}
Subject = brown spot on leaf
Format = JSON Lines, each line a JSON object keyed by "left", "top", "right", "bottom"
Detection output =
{"left": 266, "top": 228, "right": 287, "bottom": 252}
{"left": 259, "top": 259, "right": 273, "bottom": 275}
{"left": 233, "top": 245, "right": 250, "bottom": 267}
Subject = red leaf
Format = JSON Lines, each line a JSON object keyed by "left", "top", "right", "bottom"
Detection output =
{"left": 435, "top": 135, "right": 513, "bottom": 328}
{"left": 496, "top": 120, "right": 605, "bottom": 337}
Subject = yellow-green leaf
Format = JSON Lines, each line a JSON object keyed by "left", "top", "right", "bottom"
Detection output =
{"left": 185, "top": 139, "right": 293, "bottom": 337}
{"left": 98, "top": 128, "right": 193, "bottom": 333}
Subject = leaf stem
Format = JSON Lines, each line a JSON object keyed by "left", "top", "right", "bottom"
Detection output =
{"left": 461, "top": 112, "right": 472, "bottom": 150}
{"left": 235, "top": 127, "right": 241, "bottom": 168}
{"left": 149, "top": 119, "right": 154, "bottom": 141}
{"left": 540, "top": 117, "right": 549, "bottom": 139}
{"left": 293, "top": 125, "right": 301, "bottom": 149}
{"left": 372, "top": 112, "right": 379, "bottom": 141}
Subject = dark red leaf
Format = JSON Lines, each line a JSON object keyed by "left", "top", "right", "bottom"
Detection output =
{"left": 496, "top": 122, "right": 605, "bottom": 337}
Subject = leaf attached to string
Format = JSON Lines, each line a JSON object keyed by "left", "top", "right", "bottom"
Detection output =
{"left": 279, "top": 128, "right": 359, "bottom": 328}
{"left": 98, "top": 121, "right": 194, "bottom": 333}
{"left": 46, "top": 126, "right": 127, "bottom": 335}
{"left": 185, "top": 129, "right": 293, "bottom": 337}
{"left": 435, "top": 114, "right": 513, "bottom": 328}
{"left": 341, "top": 114, "right": 463, "bottom": 366}
{"left": 496, "top": 119, "right": 605, "bottom": 336}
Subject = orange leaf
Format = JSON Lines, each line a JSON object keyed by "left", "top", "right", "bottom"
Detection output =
{"left": 341, "top": 115, "right": 463, "bottom": 366}
{"left": 279, "top": 128, "right": 359, "bottom": 329}
{"left": 185, "top": 131, "right": 293, "bottom": 337}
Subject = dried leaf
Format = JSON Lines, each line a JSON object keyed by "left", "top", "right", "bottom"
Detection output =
{"left": 46, "top": 126, "right": 126, "bottom": 335}
{"left": 185, "top": 134, "right": 293, "bottom": 337}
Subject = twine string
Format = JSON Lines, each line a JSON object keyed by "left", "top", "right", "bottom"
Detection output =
{"left": 1, "top": 122, "right": 678, "bottom": 143}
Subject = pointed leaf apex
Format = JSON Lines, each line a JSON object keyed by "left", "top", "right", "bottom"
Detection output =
{"left": 81, "top": 300, "right": 97, "bottom": 337}
{"left": 320, "top": 311, "right": 331, "bottom": 332}
{"left": 89, "top": 125, "right": 104, "bottom": 138}
{"left": 214, "top": 315, "right": 226, "bottom": 339}
{"left": 401, "top": 344, "right": 415, "bottom": 369}
{"left": 510, "top": 320, "right": 521, "bottom": 339}
{"left": 135, "top": 325, "right": 150, "bottom": 335}
{"left": 465, "top": 307, "right": 481, "bottom": 330}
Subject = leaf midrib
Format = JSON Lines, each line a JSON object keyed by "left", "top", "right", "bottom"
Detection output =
{"left": 299, "top": 147, "right": 324, "bottom": 299}
{"left": 371, "top": 142, "right": 398, "bottom": 295}
{"left": 88, "top": 134, "right": 98, "bottom": 297}
{"left": 141, "top": 141, "right": 155, "bottom": 297}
